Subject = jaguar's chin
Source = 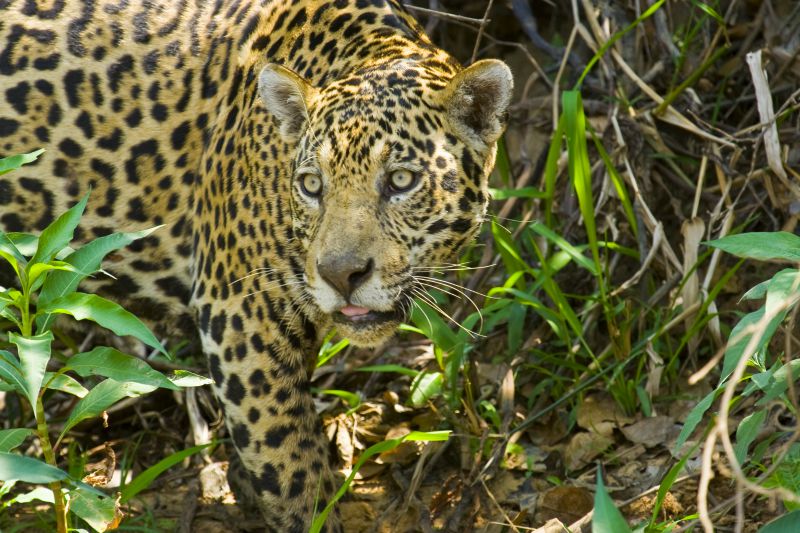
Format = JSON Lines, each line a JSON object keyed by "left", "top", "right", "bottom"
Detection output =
{"left": 329, "top": 306, "right": 406, "bottom": 347}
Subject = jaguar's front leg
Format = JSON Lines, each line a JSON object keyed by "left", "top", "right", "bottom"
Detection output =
{"left": 195, "top": 295, "right": 340, "bottom": 533}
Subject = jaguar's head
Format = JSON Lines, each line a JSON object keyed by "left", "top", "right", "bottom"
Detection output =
{"left": 258, "top": 58, "right": 512, "bottom": 346}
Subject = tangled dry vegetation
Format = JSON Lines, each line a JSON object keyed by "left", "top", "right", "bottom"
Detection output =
{"left": 3, "top": 1, "right": 800, "bottom": 532}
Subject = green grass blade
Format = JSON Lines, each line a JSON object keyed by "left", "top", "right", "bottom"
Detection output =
{"left": 593, "top": 465, "right": 632, "bottom": 533}
{"left": 543, "top": 114, "right": 565, "bottom": 227}
{"left": 563, "top": 90, "right": 600, "bottom": 271}
{"left": 588, "top": 129, "right": 638, "bottom": 239}
{"left": 356, "top": 364, "right": 419, "bottom": 377}
{"left": 120, "top": 442, "right": 215, "bottom": 502}
{"left": 649, "top": 451, "right": 692, "bottom": 526}
{"left": 310, "top": 431, "right": 450, "bottom": 533}
{"left": 575, "top": 0, "right": 665, "bottom": 88}
{"left": 319, "top": 389, "right": 361, "bottom": 410}
{"left": 674, "top": 389, "right": 716, "bottom": 453}
{"left": 529, "top": 221, "right": 597, "bottom": 275}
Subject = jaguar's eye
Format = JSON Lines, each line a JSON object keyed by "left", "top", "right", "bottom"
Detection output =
{"left": 387, "top": 169, "right": 418, "bottom": 193}
{"left": 299, "top": 173, "right": 322, "bottom": 197}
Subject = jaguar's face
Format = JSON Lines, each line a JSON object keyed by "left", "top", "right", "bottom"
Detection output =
{"left": 258, "top": 60, "right": 512, "bottom": 346}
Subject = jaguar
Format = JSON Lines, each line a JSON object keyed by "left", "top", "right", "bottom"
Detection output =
{"left": 0, "top": 0, "right": 512, "bottom": 530}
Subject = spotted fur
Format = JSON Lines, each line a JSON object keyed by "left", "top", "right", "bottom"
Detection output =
{"left": 0, "top": 1, "right": 512, "bottom": 530}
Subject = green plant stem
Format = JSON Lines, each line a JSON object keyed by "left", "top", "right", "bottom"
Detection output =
{"left": 35, "top": 397, "right": 67, "bottom": 533}
{"left": 20, "top": 290, "right": 32, "bottom": 337}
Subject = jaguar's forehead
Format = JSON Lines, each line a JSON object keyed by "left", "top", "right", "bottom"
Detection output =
{"left": 302, "top": 80, "right": 451, "bottom": 170}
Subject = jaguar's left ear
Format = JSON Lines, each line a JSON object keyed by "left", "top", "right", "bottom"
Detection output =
{"left": 443, "top": 59, "right": 513, "bottom": 149}
{"left": 258, "top": 64, "right": 317, "bottom": 142}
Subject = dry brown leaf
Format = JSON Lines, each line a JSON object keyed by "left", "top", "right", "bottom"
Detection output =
{"left": 536, "top": 485, "right": 593, "bottom": 525}
{"left": 746, "top": 50, "right": 787, "bottom": 181}
{"left": 620, "top": 415, "right": 678, "bottom": 448}
{"left": 564, "top": 431, "right": 614, "bottom": 471}
{"left": 576, "top": 393, "right": 632, "bottom": 432}
{"left": 376, "top": 423, "right": 420, "bottom": 465}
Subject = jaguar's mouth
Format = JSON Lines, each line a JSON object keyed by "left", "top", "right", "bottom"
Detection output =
{"left": 332, "top": 305, "right": 403, "bottom": 328}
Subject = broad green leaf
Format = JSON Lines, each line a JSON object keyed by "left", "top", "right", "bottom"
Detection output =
{"left": 755, "top": 360, "right": 800, "bottom": 406}
{"left": 9, "top": 331, "right": 53, "bottom": 411}
{"left": 38, "top": 292, "right": 166, "bottom": 355}
{"left": 59, "top": 379, "right": 157, "bottom": 441}
{"left": 734, "top": 410, "right": 767, "bottom": 465}
{"left": 29, "top": 264, "right": 76, "bottom": 296}
{"left": 0, "top": 452, "right": 68, "bottom": 483}
{"left": 720, "top": 308, "right": 782, "bottom": 385}
{"left": 13, "top": 486, "right": 54, "bottom": 504}
{"left": 0, "top": 429, "right": 33, "bottom": 453}
{"left": 593, "top": 466, "right": 632, "bottom": 533}
{"left": 760, "top": 510, "right": 800, "bottom": 532}
{"left": 120, "top": 442, "right": 215, "bottom": 502}
{"left": 765, "top": 269, "right": 800, "bottom": 318}
{"left": 357, "top": 364, "right": 419, "bottom": 377}
{"left": 674, "top": 390, "right": 716, "bottom": 453}
{"left": 6, "top": 232, "right": 39, "bottom": 257}
{"left": 66, "top": 346, "right": 178, "bottom": 390}
{"left": 742, "top": 279, "right": 770, "bottom": 301}
{"left": 30, "top": 192, "right": 89, "bottom": 266}
{"left": 0, "top": 233, "right": 25, "bottom": 278}
{"left": 765, "top": 445, "right": 800, "bottom": 511}
{"left": 409, "top": 371, "right": 443, "bottom": 407}
{"left": 310, "top": 431, "right": 450, "bottom": 533}
{"left": 69, "top": 485, "right": 117, "bottom": 532}
{"left": 43, "top": 372, "right": 89, "bottom": 398}
{"left": 37, "top": 227, "right": 161, "bottom": 330}
{"left": 0, "top": 351, "right": 26, "bottom": 396}
{"left": 0, "top": 149, "right": 44, "bottom": 176}
{"left": 27, "top": 262, "right": 79, "bottom": 289}
{"left": 707, "top": 232, "right": 800, "bottom": 262}
{"left": 168, "top": 370, "right": 213, "bottom": 388}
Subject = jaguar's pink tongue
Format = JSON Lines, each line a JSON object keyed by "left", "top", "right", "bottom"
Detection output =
{"left": 340, "top": 305, "right": 371, "bottom": 317}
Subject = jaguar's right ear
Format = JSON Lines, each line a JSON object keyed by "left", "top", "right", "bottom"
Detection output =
{"left": 258, "top": 64, "right": 317, "bottom": 142}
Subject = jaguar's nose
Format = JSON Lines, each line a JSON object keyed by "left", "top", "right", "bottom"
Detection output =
{"left": 317, "top": 255, "right": 374, "bottom": 301}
